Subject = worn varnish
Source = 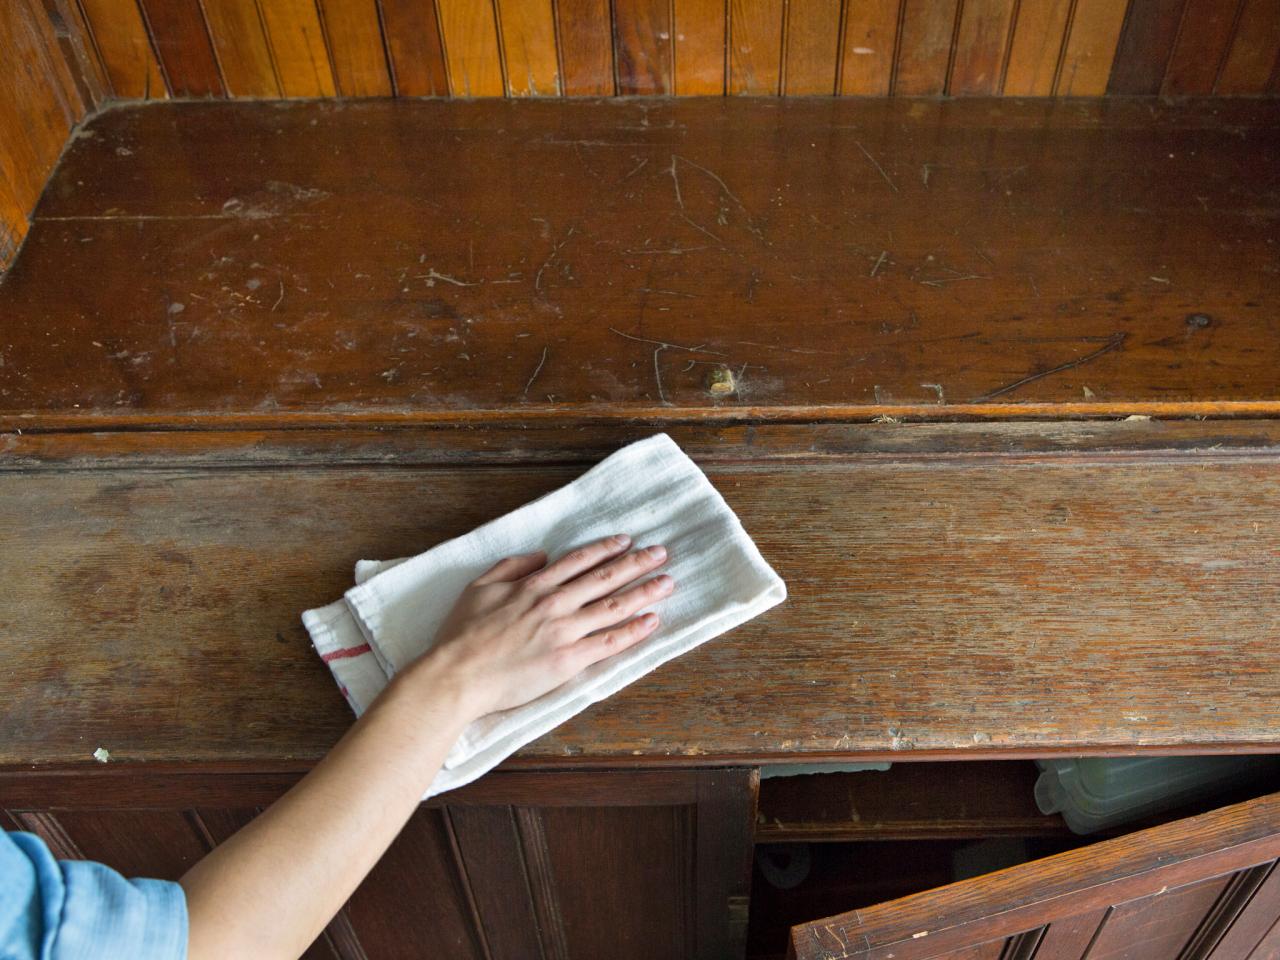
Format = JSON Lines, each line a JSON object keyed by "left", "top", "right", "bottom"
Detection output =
{"left": 3, "top": 435, "right": 1279, "bottom": 767}
{"left": 2, "top": 97, "right": 1278, "bottom": 428}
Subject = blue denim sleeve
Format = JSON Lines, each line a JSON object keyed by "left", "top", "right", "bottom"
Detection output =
{"left": 1, "top": 829, "right": 188, "bottom": 960}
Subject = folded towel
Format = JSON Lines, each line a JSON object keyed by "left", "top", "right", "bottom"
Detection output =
{"left": 303, "top": 433, "right": 786, "bottom": 798}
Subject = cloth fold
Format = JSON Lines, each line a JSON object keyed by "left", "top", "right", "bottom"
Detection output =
{"left": 302, "top": 432, "right": 786, "bottom": 798}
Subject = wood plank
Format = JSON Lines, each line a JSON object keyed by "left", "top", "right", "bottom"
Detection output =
{"left": 1208, "top": 863, "right": 1280, "bottom": 960}
{"left": 1216, "top": 0, "right": 1280, "bottom": 93}
{"left": 39, "top": 0, "right": 110, "bottom": 110}
{"left": 894, "top": 0, "right": 959, "bottom": 94}
{"left": 79, "top": 0, "right": 168, "bottom": 97}
{"left": 317, "top": 0, "right": 393, "bottom": 95}
{"left": 202, "top": 0, "right": 280, "bottom": 96}
{"left": 138, "top": 0, "right": 225, "bottom": 96}
{"left": 558, "top": 0, "right": 614, "bottom": 94}
{"left": 27, "top": 0, "right": 89, "bottom": 118}
{"left": 4, "top": 448, "right": 1280, "bottom": 767}
{"left": 495, "top": 0, "right": 561, "bottom": 95}
{"left": 1003, "top": 0, "right": 1072, "bottom": 95}
{"left": 1032, "top": 909, "right": 1108, "bottom": 960}
{"left": 789, "top": 792, "right": 1280, "bottom": 960}
{"left": 673, "top": 0, "right": 726, "bottom": 94}
{"left": 784, "top": 0, "right": 841, "bottom": 95}
{"left": 838, "top": 0, "right": 899, "bottom": 95}
{"left": 6, "top": 98, "right": 1280, "bottom": 425}
{"left": 259, "top": 0, "right": 338, "bottom": 97}
{"left": 729, "top": 0, "right": 783, "bottom": 94}
{"left": 949, "top": 0, "right": 1016, "bottom": 95}
{"left": 448, "top": 806, "right": 545, "bottom": 959}
{"left": 380, "top": 0, "right": 449, "bottom": 95}
{"left": 613, "top": 0, "right": 673, "bottom": 93}
{"left": 1163, "top": 0, "right": 1245, "bottom": 94}
{"left": 37, "top": 810, "right": 209, "bottom": 878}
{"left": 1056, "top": 0, "right": 1128, "bottom": 95}
{"left": 436, "top": 0, "right": 505, "bottom": 95}
{"left": 1106, "top": 0, "right": 1185, "bottom": 94}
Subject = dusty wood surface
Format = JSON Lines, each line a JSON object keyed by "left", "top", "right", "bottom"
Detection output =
{"left": 4, "top": 440, "right": 1279, "bottom": 768}
{"left": 2, "top": 97, "right": 1279, "bottom": 429}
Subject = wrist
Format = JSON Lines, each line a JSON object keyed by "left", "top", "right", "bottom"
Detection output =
{"left": 388, "top": 648, "right": 492, "bottom": 728}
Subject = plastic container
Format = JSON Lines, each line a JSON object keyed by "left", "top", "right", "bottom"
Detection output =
{"left": 1034, "top": 756, "right": 1280, "bottom": 835}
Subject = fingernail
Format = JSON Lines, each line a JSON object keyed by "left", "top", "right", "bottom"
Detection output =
{"left": 642, "top": 612, "right": 658, "bottom": 626}
{"left": 656, "top": 574, "right": 674, "bottom": 589}
{"left": 646, "top": 545, "right": 667, "bottom": 560}
{"left": 612, "top": 534, "right": 631, "bottom": 546}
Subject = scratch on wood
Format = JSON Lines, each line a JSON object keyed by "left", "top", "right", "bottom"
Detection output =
{"left": 870, "top": 251, "right": 888, "bottom": 277}
{"left": 272, "top": 278, "right": 284, "bottom": 311}
{"left": 971, "top": 332, "right": 1129, "bottom": 403}
{"left": 855, "top": 141, "right": 898, "bottom": 193}
{"left": 535, "top": 227, "right": 577, "bottom": 293}
{"left": 921, "top": 382, "right": 945, "bottom": 404}
{"left": 609, "top": 327, "right": 728, "bottom": 406}
{"left": 522, "top": 346, "right": 549, "bottom": 397}
{"left": 417, "top": 269, "right": 479, "bottom": 287}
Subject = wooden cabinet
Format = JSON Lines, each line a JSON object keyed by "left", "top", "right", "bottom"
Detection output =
{"left": 1, "top": 769, "right": 757, "bottom": 959}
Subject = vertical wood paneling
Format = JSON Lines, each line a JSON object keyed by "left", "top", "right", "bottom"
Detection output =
{"left": 202, "top": 0, "right": 280, "bottom": 96}
{"left": 895, "top": 0, "right": 960, "bottom": 94}
{"left": 1207, "top": 863, "right": 1280, "bottom": 959}
{"left": 437, "top": 0, "right": 505, "bottom": 95}
{"left": 495, "top": 0, "right": 560, "bottom": 95}
{"left": 1085, "top": 875, "right": 1232, "bottom": 960}
{"left": 1033, "top": 909, "right": 1109, "bottom": 959}
{"left": 839, "top": 0, "right": 899, "bottom": 95}
{"left": 260, "top": 0, "right": 338, "bottom": 96}
{"left": 1216, "top": 0, "right": 1280, "bottom": 93}
{"left": 1106, "top": 0, "right": 1185, "bottom": 93}
{"left": 79, "top": 0, "right": 168, "bottom": 97}
{"left": 138, "top": 0, "right": 226, "bottom": 96}
{"left": 1056, "top": 0, "right": 1129, "bottom": 94}
{"left": 317, "top": 0, "right": 393, "bottom": 95}
{"left": 674, "top": 0, "right": 726, "bottom": 94}
{"left": 729, "top": 0, "right": 783, "bottom": 94}
{"left": 558, "top": 0, "right": 614, "bottom": 94}
{"left": 380, "top": 0, "right": 449, "bottom": 95}
{"left": 29, "top": 0, "right": 91, "bottom": 114}
{"left": 1003, "top": 0, "right": 1072, "bottom": 94}
{"left": 784, "top": 0, "right": 841, "bottom": 94}
{"left": 448, "top": 806, "right": 545, "bottom": 960}
{"left": 613, "top": 0, "right": 673, "bottom": 94}
{"left": 43, "top": 0, "right": 111, "bottom": 109}
{"left": 1163, "top": 0, "right": 1243, "bottom": 94}
{"left": 950, "top": 0, "right": 1017, "bottom": 94}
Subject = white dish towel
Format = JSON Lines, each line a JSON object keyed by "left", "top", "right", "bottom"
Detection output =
{"left": 302, "top": 432, "right": 787, "bottom": 798}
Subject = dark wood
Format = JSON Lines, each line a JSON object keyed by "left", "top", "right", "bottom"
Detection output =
{"left": 756, "top": 763, "right": 1070, "bottom": 842}
{"left": 788, "top": 791, "right": 1280, "bottom": 960}
{"left": 4, "top": 98, "right": 1280, "bottom": 427}
{"left": 1217, "top": 0, "right": 1280, "bottom": 94}
{"left": 1106, "top": 0, "right": 1186, "bottom": 94}
{"left": 4, "top": 442, "right": 1280, "bottom": 768}
{"left": 137, "top": 0, "right": 226, "bottom": 97}
{"left": 1163, "top": 0, "right": 1245, "bottom": 95}
{"left": 377, "top": 0, "right": 449, "bottom": 96}
{"left": 949, "top": 0, "right": 1016, "bottom": 95}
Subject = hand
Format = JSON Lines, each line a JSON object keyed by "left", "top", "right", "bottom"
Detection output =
{"left": 400, "top": 533, "right": 675, "bottom": 721}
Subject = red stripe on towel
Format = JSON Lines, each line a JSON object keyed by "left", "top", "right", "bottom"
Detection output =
{"left": 320, "top": 643, "right": 372, "bottom": 662}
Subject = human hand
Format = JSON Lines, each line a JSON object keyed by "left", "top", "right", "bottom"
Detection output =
{"left": 399, "top": 534, "right": 674, "bottom": 721}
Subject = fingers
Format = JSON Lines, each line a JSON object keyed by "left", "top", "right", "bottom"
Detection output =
{"left": 554, "top": 543, "right": 669, "bottom": 608}
{"left": 566, "top": 572, "right": 675, "bottom": 636}
{"left": 527, "top": 534, "right": 633, "bottom": 587}
{"left": 472, "top": 549, "right": 548, "bottom": 585}
{"left": 566, "top": 612, "right": 661, "bottom": 671}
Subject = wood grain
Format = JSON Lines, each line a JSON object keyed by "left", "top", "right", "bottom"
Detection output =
{"left": 1163, "top": 0, "right": 1244, "bottom": 94}
{"left": 729, "top": 0, "right": 783, "bottom": 94}
{"left": 557, "top": 0, "right": 614, "bottom": 94}
{"left": 259, "top": 0, "right": 338, "bottom": 97}
{"left": 673, "top": 0, "right": 726, "bottom": 94}
{"left": 138, "top": 0, "right": 226, "bottom": 96}
{"left": 5, "top": 98, "right": 1279, "bottom": 425}
{"left": 40, "top": 0, "right": 110, "bottom": 110}
{"left": 1216, "top": 0, "right": 1280, "bottom": 93}
{"left": 789, "top": 793, "right": 1280, "bottom": 959}
{"left": 949, "top": 0, "right": 1017, "bottom": 95}
{"left": 78, "top": 0, "right": 168, "bottom": 97}
{"left": 784, "top": 0, "right": 841, "bottom": 94}
{"left": 317, "top": 0, "right": 393, "bottom": 95}
{"left": 839, "top": 0, "right": 899, "bottom": 95}
{"left": 1106, "top": 0, "right": 1185, "bottom": 94}
{"left": 1056, "top": 0, "right": 1128, "bottom": 95}
{"left": 614, "top": 0, "right": 673, "bottom": 93}
{"left": 379, "top": 0, "right": 450, "bottom": 95}
{"left": 495, "top": 0, "right": 560, "bottom": 95}
{"left": 202, "top": 0, "right": 280, "bottom": 96}
{"left": 436, "top": 0, "right": 505, "bottom": 95}
{"left": 1003, "top": 0, "right": 1072, "bottom": 94}
{"left": 895, "top": 0, "right": 960, "bottom": 94}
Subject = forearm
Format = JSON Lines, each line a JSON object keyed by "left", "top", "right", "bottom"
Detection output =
{"left": 179, "top": 660, "right": 474, "bottom": 960}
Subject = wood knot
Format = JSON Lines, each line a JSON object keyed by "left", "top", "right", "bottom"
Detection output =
{"left": 706, "top": 365, "right": 736, "bottom": 396}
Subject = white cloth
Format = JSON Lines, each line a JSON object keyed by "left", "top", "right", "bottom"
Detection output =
{"left": 302, "top": 432, "right": 786, "bottom": 798}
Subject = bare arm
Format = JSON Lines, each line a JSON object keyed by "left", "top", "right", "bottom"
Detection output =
{"left": 180, "top": 533, "right": 673, "bottom": 960}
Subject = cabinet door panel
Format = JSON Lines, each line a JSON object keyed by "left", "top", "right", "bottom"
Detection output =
{"left": 789, "top": 791, "right": 1280, "bottom": 960}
